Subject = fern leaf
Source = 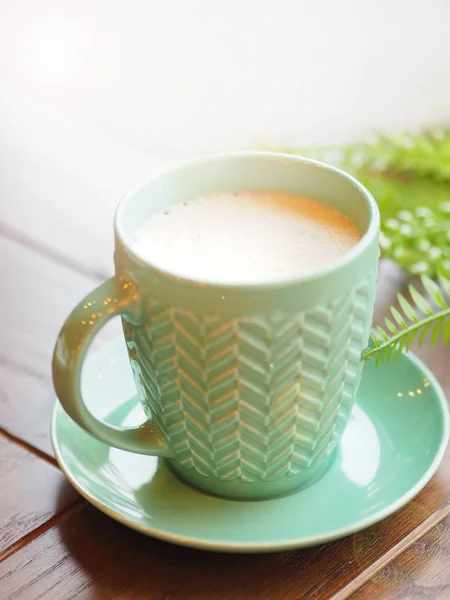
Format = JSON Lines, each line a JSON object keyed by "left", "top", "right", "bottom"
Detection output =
{"left": 405, "top": 331, "right": 417, "bottom": 352}
{"left": 438, "top": 270, "right": 450, "bottom": 297}
{"left": 422, "top": 276, "right": 448, "bottom": 309}
{"left": 391, "top": 306, "right": 407, "bottom": 328}
{"left": 408, "top": 285, "right": 432, "bottom": 315}
{"left": 397, "top": 293, "right": 419, "bottom": 322}
{"left": 443, "top": 319, "right": 450, "bottom": 343}
{"left": 362, "top": 273, "right": 450, "bottom": 364}
{"left": 361, "top": 347, "right": 373, "bottom": 360}
{"left": 384, "top": 318, "right": 399, "bottom": 334}
{"left": 373, "top": 336, "right": 382, "bottom": 348}
{"left": 431, "top": 318, "right": 443, "bottom": 345}
{"left": 376, "top": 326, "right": 389, "bottom": 342}
{"left": 389, "top": 343, "right": 398, "bottom": 362}
{"left": 398, "top": 333, "right": 409, "bottom": 355}
{"left": 418, "top": 323, "right": 431, "bottom": 346}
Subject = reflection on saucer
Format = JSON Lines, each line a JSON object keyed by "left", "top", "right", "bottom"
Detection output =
{"left": 108, "top": 402, "right": 157, "bottom": 489}
{"left": 340, "top": 405, "right": 380, "bottom": 487}
{"left": 109, "top": 448, "right": 159, "bottom": 490}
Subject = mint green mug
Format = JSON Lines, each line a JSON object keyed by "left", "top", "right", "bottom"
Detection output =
{"left": 52, "top": 152, "right": 379, "bottom": 500}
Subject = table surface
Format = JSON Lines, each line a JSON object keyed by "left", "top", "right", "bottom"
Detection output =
{"left": 1, "top": 4, "right": 450, "bottom": 598}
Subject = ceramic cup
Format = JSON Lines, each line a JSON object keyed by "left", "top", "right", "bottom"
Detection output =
{"left": 52, "top": 152, "right": 380, "bottom": 500}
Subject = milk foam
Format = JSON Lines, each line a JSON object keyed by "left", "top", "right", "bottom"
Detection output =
{"left": 132, "top": 191, "right": 361, "bottom": 283}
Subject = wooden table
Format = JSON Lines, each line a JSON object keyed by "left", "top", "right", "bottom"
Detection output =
{"left": 1, "top": 83, "right": 449, "bottom": 599}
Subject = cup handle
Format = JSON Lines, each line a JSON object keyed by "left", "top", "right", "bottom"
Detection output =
{"left": 52, "top": 275, "right": 172, "bottom": 456}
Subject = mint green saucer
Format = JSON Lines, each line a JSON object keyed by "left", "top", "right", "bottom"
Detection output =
{"left": 51, "top": 338, "right": 449, "bottom": 553}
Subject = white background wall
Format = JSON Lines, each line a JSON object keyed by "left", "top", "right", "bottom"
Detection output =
{"left": 1, "top": 0, "right": 450, "bottom": 157}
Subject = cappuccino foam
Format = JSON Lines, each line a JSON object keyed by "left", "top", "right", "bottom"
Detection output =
{"left": 132, "top": 191, "right": 361, "bottom": 283}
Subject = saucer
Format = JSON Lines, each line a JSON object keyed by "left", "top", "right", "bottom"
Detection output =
{"left": 51, "top": 338, "right": 449, "bottom": 553}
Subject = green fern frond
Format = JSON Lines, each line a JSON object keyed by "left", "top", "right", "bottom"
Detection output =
{"left": 343, "top": 130, "right": 450, "bottom": 182}
{"left": 270, "top": 128, "right": 450, "bottom": 183}
{"left": 362, "top": 272, "right": 450, "bottom": 364}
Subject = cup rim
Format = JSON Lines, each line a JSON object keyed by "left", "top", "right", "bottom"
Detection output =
{"left": 114, "top": 151, "right": 380, "bottom": 290}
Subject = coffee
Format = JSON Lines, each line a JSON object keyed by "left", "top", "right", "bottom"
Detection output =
{"left": 132, "top": 191, "right": 361, "bottom": 283}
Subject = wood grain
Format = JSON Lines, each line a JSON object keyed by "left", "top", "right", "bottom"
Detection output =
{"left": 0, "top": 78, "right": 170, "bottom": 277}
{"left": 1, "top": 452, "right": 449, "bottom": 600}
{"left": 0, "top": 235, "right": 102, "bottom": 456}
{"left": 0, "top": 233, "right": 125, "bottom": 457}
{"left": 0, "top": 435, "right": 80, "bottom": 557}
{"left": 0, "top": 235, "right": 98, "bottom": 377}
{"left": 350, "top": 515, "right": 450, "bottom": 599}
{"left": 0, "top": 362, "right": 55, "bottom": 458}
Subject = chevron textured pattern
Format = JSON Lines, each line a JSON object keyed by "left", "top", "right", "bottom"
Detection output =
{"left": 124, "top": 270, "right": 377, "bottom": 482}
{"left": 333, "top": 269, "right": 378, "bottom": 443}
